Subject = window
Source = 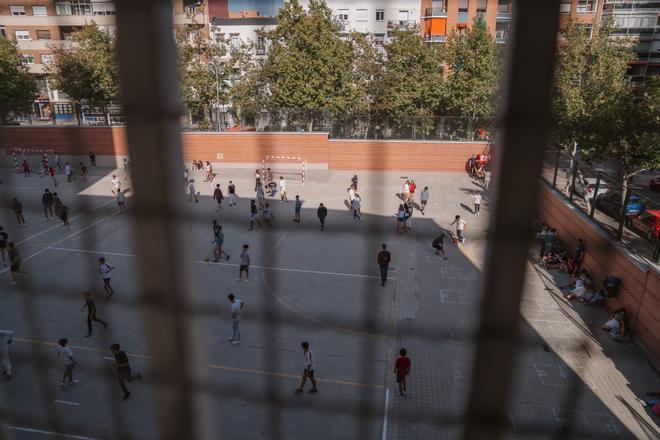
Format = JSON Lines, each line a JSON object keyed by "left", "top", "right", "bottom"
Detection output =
{"left": 92, "top": 1, "right": 115, "bottom": 15}
{"left": 53, "top": 103, "right": 73, "bottom": 114}
{"left": 374, "top": 34, "right": 384, "bottom": 46}
{"left": 495, "top": 22, "right": 510, "bottom": 40}
{"left": 576, "top": 0, "right": 595, "bottom": 13}
{"left": 70, "top": 0, "right": 92, "bottom": 15}
{"left": 21, "top": 54, "right": 35, "bottom": 64}
{"left": 56, "top": 2, "right": 72, "bottom": 15}
{"left": 255, "top": 36, "right": 266, "bottom": 55}
{"left": 15, "top": 30, "right": 31, "bottom": 40}
{"left": 10, "top": 5, "right": 26, "bottom": 15}
{"left": 41, "top": 54, "right": 54, "bottom": 64}
{"left": 497, "top": 0, "right": 511, "bottom": 14}
{"left": 230, "top": 34, "right": 240, "bottom": 49}
{"left": 36, "top": 30, "right": 51, "bottom": 39}
{"left": 458, "top": 0, "right": 469, "bottom": 22}
{"left": 398, "top": 10, "right": 409, "bottom": 22}
{"left": 338, "top": 9, "right": 348, "bottom": 21}
{"left": 477, "top": 0, "right": 487, "bottom": 13}
{"left": 356, "top": 9, "right": 367, "bottom": 22}
{"left": 559, "top": 1, "right": 571, "bottom": 13}
{"left": 376, "top": 9, "right": 384, "bottom": 21}
{"left": 33, "top": 5, "right": 48, "bottom": 16}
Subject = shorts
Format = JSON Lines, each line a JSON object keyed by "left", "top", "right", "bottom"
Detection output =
{"left": 396, "top": 374, "right": 407, "bottom": 383}
{"left": 421, "top": 200, "right": 427, "bottom": 206}
{"left": 239, "top": 265, "right": 249, "bottom": 272}
{"left": 118, "top": 201, "right": 125, "bottom": 207}
{"left": 10, "top": 262, "right": 21, "bottom": 272}
{"left": 303, "top": 368, "right": 314, "bottom": 378}
{"left": 103, "top": 278, "right": 111, "bottom": 285}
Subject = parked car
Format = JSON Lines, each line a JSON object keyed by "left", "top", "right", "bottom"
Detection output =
{"left": 574, "top": 177, "right": 609, "bottom": 199}
{"left": 628, "top": 210, "right": 660, "bottom": 242}
{"left": 594, "top": 192, "right": 645, "bottom": 221}
{"left": 649, "top": 176, "right": 660, "bottom": 191}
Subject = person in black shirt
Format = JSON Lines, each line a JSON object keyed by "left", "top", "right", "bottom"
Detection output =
{"left": 249, "top": 200, "right": 261, "bottom": 230}
{"left": 351, "top": 175, "right": 358, "bottom": 191}
{"left": 377, "top": 244, "right": 391, "bottom": 287}
{"left": 0, "top": 226, "right": 8, "bottom": 267}
{"left": 42, "top": 189, "right": 54, "bottom": 220}
{"left": 81, "top": 291, "right": 108, "bottom": 337}
{"left": 317, "top": 203, "right": 328, "bottom": 231}
{"left": 110, "top": 343, "right": 141, "bottom": 400}
{"left": 432, "top": 234, "right": 448, "bottom": 260}
{"left": 11, "top": 198, "right": 25, "bottom": 227}
{"left": 89, "top": 152, "right": 96, "bottom": 168}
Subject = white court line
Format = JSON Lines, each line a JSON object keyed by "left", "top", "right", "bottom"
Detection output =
{"left": 102, "top": 356, "right": 114, "bottom": 360}
{"left": 47, "top": 246, "right": 396, "bottom": 280}
{"left": 8, "top": 426, "right": 101, "bottom": 440}
{"left": 381, "top": 387, "right": 390, "bottom": 440}
{"left": 14, "top": 198, "right": 117, "bottom": 247}
{"left": 54, "top": 399, "right": 80, "bottom": 406}
{"left": 0, "top": 211, "right": 119, "bottom": 275}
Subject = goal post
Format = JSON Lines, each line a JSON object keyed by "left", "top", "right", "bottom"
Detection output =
{"left": 11, "top": 148, "right": 55, "bottom": 174}
{"left": 261, "top": 155, "right": 306, "bottom": 185}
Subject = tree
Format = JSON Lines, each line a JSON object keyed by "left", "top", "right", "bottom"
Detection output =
{"left": 443, "top": 17, "right": 501, "bottom": 140}
{"left": 228, "top": 38, "right": 268, "bottom": 128}
{"left": 553, "top": 19, "right": 660, "bottom": 222}
{"left": 262, "top": 0, "right": 353, "bottom": 131}
{"left": 379, "top": 27, "right": 443, "bottom": 135}
{"left": 346, "top": 33, "right": 385, "bottom": 138}
{"left": 177, "top": 22, "right": 233, "bottom": 131}
{"left": 0, "top": 37, "right": 38, "bottom": 124}
{"left": 48, "top": 23, "right": 119, "bottom": 125}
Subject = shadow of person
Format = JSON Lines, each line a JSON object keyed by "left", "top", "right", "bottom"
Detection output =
{"left": 460, "top": 203, "right": 474, "bottom": 214}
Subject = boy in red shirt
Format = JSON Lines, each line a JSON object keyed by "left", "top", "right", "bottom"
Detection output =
{"left": 394, "top": 348, "right": 411, "bottom": 397}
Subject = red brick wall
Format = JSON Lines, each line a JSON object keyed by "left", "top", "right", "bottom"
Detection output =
{"left": 0, "top": 127, "right": 491, "bottom": 171}
{"left": 538, "top": 186, "right": 660, "bottom": 361}
{"left": 328, "top": 140, "right": 490, "bottom": 171}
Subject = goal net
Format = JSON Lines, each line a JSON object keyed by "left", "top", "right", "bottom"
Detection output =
{"left": 262, "top": 155, "right": 306, "bottom": 185}
{"left": 11, "top": 148, "right": 55, "bottom": 174}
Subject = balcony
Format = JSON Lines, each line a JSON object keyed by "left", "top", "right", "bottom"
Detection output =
{"left": 387, "top": 20, "right": 417, "bottom": 30}
{"left": 497, "top": 4, "right": 512, "bottom": 21}
{"left": 255, "top": 45, "right": 266, "bottom": 56}
{"left": 424, "top": 7, "right": 447, "bottom": 18}
{"left": 425, "top": 35, "right": 447, "bottom": 43}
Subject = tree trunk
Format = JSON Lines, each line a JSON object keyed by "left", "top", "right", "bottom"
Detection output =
{"left": 563, "top": 141, "right": 578, "bottom": 196}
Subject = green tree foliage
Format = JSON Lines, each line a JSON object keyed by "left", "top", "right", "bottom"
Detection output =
{"left": 552, "top": 18, "right": 633, "bottom": 156}
{"left": 443, "top": 17, "right": 501, "bottom": 139}
{"left": 0, "top": 37, "right": 38, "bottom": 124}
{"left": 177, "top": 22, "right": 233, "bottom": 131}
{"left": 228, "top": 38, "right": 268, "bottom": 127}
{"left": 346, "top": 32, "right": 385, "bottom": 137}
{"left": 48, "top": 23, "right": 119, "bottom": 124}
{"left": 379, "top": 28, "right": 443, "bottom": 132}
{"left": 262, "top": 0, "right": 353, "bottom": 130}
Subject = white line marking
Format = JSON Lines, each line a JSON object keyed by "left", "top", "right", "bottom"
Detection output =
{"left": 46, "top": 247, "right": 396, "bottom": 280}
{"left": 102, "top": 356, "right": 114, "bottom": 360}
{"left": 14, "top": 198, "right": 116, "bottom": 246}
{"left": 8, "top": 426, "right": 101, "bottom": 440}
{"left": 54, "top": 399, "right": 80, "bottom": 406}
{"left": 0, "top": 211, "right": 120, "bottom": 275}
{"left": 381, "top": 387, "right": 390, "bottom": 440}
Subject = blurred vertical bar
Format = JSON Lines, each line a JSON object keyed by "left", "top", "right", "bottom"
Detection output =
{"left": 113, "top": 1, "right": 212, "bottom": 439}
{"left": 461, "top": 0, "right": 560, "bottom": 439}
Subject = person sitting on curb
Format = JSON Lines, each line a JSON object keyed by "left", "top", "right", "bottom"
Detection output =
{"left": 602, "top": 308, "right": 630, "bottom": 342}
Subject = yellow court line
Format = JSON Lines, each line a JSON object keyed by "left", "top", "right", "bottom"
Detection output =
{"left": 13, "top": 337, "right": 383, "bottom": 390}
{"left": 384, "top": 233, "right": 403, "bottom": 387}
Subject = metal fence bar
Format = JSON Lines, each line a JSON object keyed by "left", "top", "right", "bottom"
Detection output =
{"left": 113, "top": 2, "right": 212, "bottom": 439}
{"left": 461, "top": 0, "right": 561, "bottom": 438}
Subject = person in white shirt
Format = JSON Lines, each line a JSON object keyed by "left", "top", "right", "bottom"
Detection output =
{"left": 188, "top": 180, "right": 198, "bottom": 203}
{"left": 64, "top": 162, "right": 73, "bottom": 182}
{"left": 111, "top": 175, "right": 121, "bottom": 195}
{"left": 263, "top": 203, "right": 274, "bottom": 229}
{"left": 403, "top": 180, "right": 411, "bottom": 203}
{"left": 98, "top": 257, "right": 115, "bottom": 299}
{"left": 473, "top": 191, "right": 482, "bottom": 216}
{"left": 227, "top": 293, "right": 243, "bottom": 344}
{"left": 484, "top": 170, "right": 492, "bottom": 190}
{"left": 0, "top": 330, "right": 13, "bottom": 380}
{"left": 348, "top": 186, "right": 356, "bottom": 211}
{"left": 278, "top": 176, "right": 288, "bottom": 201}
{"left": 450, "top": 215, "right": 467, "bottom": 243}
{"left": 57, "top": 338, "right": 79, "bottom": 387}
{"left": 295, "top": 341, "right": 317, "bottom": 394}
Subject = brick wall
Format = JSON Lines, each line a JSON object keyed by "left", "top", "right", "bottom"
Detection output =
{"left": 538, "top": 185, "right": 660, "bottom": 362}
{"left": 0, "top": 127, "right": 491, "bottom": 171}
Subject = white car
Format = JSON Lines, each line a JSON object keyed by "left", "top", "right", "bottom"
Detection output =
{"left": 575, "top": 178, "right": 609, "bottom": 199}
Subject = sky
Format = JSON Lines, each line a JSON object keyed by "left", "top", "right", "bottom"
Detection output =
{"left": 228, "top": 0, "right": 284, "bottom": 17}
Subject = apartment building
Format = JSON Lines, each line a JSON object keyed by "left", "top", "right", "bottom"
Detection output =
{"left": 0, "top": 0, "right": 204, "bottom": 122}
{"left": 208, "top": 0, "right": 277, "bottom": 57}
{"left": 603, "top": 0, "right": 660, "bottom": 79}
{"left": 421, "top": 0, "right": 603, "bottom": 43}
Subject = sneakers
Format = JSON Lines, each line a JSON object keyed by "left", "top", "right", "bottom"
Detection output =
{"left": 72, "top": 379, "right": 80, "bottom": 385}
{"left": 309, "top": 388, "right": 318, "bottom": 393}
{"left": 123, "top": 392, "right": 131, "bottom": 400}
{"left": 244, "top": 278, "right": 248, "bottom": 283}
{"left": 60, "top": 382, "right": 65, "bottom": 388}
{"left": 85, "top": 333, "right": 91, "bottom": 338}
{"left": 227, "top": 337, "right": 234, "bottom": 341}
{"left": 226, "top": 255, "right": 230, "bottom": 261}
{"left": 235, "top": 278, "right": 241, "bottom": 281}
{"left": 231, "top": 340, "right": 241, "bottom": 345}
{"left": 294, "top": 389, "right": 303, "bottom": 394}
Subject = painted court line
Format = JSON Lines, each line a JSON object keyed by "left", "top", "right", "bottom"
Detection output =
{"left": 381, "top": 387, "right": 390, "bottom": 440}
{"left": 46, "top": 246, "right": 396, "bottom": 280}
{"left": 54, "top": 399, "right": 80, "bottom": 406}
{"left": 0, "top": 211, "right": 120, "bottom": 275}
{"left": 8, "top": 426, "right": 100, "bottom": 440}
{"left": 14, "top": 337, "right": 383, "bottom": 390}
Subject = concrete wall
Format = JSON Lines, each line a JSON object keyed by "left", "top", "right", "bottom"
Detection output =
{"left": 538, "top": 185, "right": 660, "bottom": 363}
{"left": 0, "top": 127, "right": 490, "bottom": 172}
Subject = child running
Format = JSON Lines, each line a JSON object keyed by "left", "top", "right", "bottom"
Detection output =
{"left": 81, "top": 291, "right": 108, "bottom": 337}
{"left": 98, "top": 257, "right": 115, "bottom": 299}
{"left": 236, "top": 245, "right": 250, "bottom": 282}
